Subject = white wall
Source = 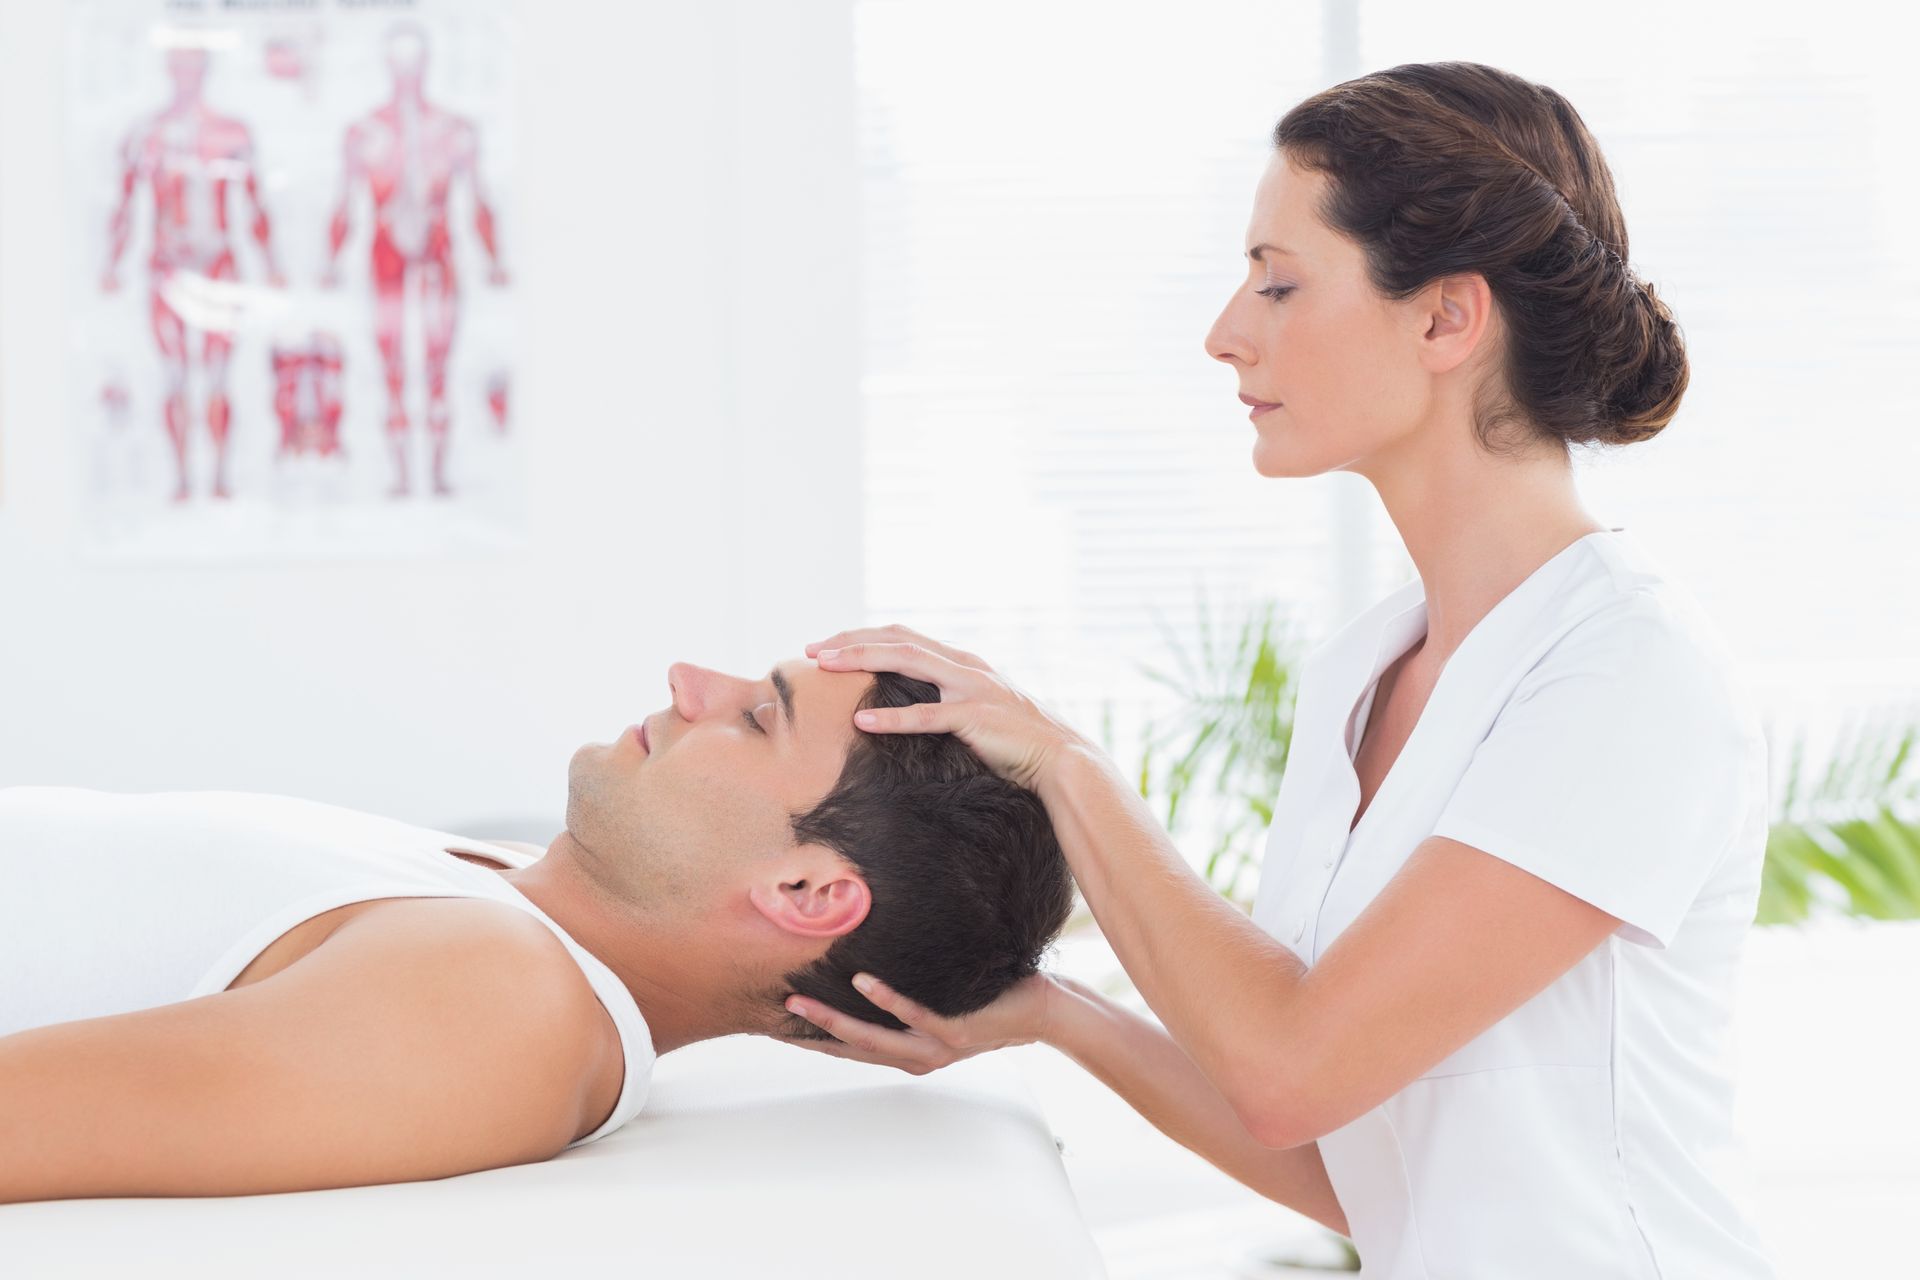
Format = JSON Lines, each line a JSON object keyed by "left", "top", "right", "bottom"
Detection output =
{"left": 0, "top": 0, "right": 864, "bottom": 834}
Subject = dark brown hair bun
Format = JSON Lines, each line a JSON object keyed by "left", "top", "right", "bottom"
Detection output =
{"left": 1275, "top": 61, "right": 1689, "bottom": 451}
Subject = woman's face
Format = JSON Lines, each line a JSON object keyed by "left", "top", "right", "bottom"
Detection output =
{"left": 1204, "top": 150, "right": 1436, "bottom": 480}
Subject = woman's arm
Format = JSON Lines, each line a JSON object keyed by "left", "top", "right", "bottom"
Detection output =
{"left": 1038, "top": 744, "right": 1621, "bottom": 1148}
{"left": 1045, "top": 973, "right": 1349, "bottom": 1237}
{"left": 1036, "top": 745, "right": 1320, "bottom": 1140}
{"left": 803, "top": 630, "right": 1627, "bottom": 1149}
{"left": 783, "top": 969, "right": 1346, "bottom": 1236}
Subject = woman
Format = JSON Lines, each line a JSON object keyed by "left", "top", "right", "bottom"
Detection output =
{"left": 783, "top": 62, "right": 1777, "bottom": 1279}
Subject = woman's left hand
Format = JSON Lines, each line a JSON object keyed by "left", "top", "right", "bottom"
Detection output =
{"left": 780, "top": 971, "right": 1058, "bottom": 1076}
{"left": 805, "top": 624, "right": 1091, "bottom": 792}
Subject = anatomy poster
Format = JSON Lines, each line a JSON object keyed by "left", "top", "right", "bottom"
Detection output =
{"left": 67, "top": 0, "right": 521, "bottom": 561}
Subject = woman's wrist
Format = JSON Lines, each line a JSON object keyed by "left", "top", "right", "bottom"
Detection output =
{"left": 1032, "top": 971, "right": 1096, "bottom": 1051}
{"left": 1035, "top": 736, "right": 1116, "bottom": 810}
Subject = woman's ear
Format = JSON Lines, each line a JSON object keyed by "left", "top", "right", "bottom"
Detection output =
{"left": 1414, "top": 271, "right": 1496, "bottom": 376}
{"left": 747, "top": 851, "right": 872, "bottom": 941}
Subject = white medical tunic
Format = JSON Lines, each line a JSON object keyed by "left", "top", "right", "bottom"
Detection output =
{"left": 1250, "top": 528, "right": 1778, "bottom": 1278}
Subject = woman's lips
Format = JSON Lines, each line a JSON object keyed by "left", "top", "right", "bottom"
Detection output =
{"left": 1248, "top": 403, "right": 1281, "bottom": 420}
{"left": 632, "top": 721, "right": 651, "bottom": 754}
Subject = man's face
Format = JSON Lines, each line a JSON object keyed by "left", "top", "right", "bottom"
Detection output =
{"left": 564, "top": 656, "right": 875, "bottom": 913}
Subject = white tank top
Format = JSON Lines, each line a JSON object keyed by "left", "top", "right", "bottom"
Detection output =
{"left": 0, "top": 785, "right": 653, "bottom": 1149}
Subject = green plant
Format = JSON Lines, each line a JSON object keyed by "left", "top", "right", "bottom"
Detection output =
{"left": 1091, "top": 585, "right": 1307, "bottom": 910}
{"left": 1758, "top": 712, "right": 1920, "bottom": 923}
{"left": 1255, "top": 1231, "right": 1363, "bottom": 1273}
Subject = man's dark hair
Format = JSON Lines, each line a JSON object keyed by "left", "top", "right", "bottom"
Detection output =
{"left": 773, "top": 670, "right": 1077, "bottom": 1039}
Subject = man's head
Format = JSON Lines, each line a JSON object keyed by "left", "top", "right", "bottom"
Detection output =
{"left": 562, "top": 655, "right": 1075, "bottom": 1039}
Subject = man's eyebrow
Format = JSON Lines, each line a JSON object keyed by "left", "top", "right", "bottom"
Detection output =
{"left": 769, "top": 665, "right": 797, "bottom": 736}
{"left": 1247, "top": 243, "right": 1297, "bottom": 262}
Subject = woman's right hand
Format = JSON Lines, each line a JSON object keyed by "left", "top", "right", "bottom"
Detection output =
{"left": 779, "top": 970, "right": 1058, "bottom": 1075}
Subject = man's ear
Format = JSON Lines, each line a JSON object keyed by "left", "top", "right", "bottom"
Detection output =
{"left": 746, "top": 846, "right": 872, "bottom": 941}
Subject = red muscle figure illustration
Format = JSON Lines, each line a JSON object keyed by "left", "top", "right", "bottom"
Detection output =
{"left": 271, "top": 333, "right": 347, "bottom": 460}
{"left": 101, "top": 46, "right": 288, "bottom": 503}
{"left": 322, "top": 21, "right": 510, "bottom": 498}
{"left": 486, "top": 369, "right": 511, "bottom": 435}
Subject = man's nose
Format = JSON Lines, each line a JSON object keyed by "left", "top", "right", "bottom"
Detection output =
{"left": 666, "top": 662, "right": 745, "bottom": 722}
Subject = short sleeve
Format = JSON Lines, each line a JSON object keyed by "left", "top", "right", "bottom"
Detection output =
{"left": 1429, "top": 595, "right": 1755, "bottom": 949}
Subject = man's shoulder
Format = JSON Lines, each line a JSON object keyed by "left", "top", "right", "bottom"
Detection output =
{"left": 4, "top": 898, "right": 614, "bottom": 1202}
{"left": 334, "top": 892, "right": 559, "bottom": 946}
{"left": 317, "top": 897, "right": 619, "bottom": 1127}
{"left": 327, "top": 896, "right": 605, "bottom": 1026}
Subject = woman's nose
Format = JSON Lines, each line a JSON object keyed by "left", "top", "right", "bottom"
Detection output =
{"left": 1204, "top": 292, "right": 1251, "bottom": 367}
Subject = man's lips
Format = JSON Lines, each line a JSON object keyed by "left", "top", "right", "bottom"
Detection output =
{"left": 631, "top": 719, "right": 651, "bottom": 754}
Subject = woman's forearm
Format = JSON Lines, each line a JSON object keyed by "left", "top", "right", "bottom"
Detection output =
{"left": 1038, "top": 742, "right": 1312, "bottom": 1138}
{"left": 1044, "top": 974, "right": 1348, "bottom": 1237}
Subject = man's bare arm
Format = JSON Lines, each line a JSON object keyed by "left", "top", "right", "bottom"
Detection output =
{"left": 0, "top": 898, "right": 603, "bottom": 1204}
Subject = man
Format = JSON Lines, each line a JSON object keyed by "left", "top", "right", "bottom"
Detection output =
{"left": 0, "top": 655, "right": 1075, "bottom": 1203}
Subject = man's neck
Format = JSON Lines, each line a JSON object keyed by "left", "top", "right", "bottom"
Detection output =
{"left": 495, "top": 841, "right": 751, "bottom": 1056}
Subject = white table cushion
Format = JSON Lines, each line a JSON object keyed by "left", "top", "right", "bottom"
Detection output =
{"left": 0, "top": 1033, "right": 1109, "bottom": 1279}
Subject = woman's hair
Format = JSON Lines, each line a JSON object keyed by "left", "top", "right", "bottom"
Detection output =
{"left": 769, "top": 670, "right": 1077, "bottom": 1038}
{"left": 1274, "top": 61, "right": 1688, "bottom": 452}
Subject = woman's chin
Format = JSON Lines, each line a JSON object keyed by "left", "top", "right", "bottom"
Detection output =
{"left": 1252, "top": 425, "right": 1356, "bottom": 480}
{"left": 1251, "top": 438, "right": 1311, "bottom": 479}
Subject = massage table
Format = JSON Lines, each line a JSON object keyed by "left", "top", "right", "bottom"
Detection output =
{"left": 0, "top": 1032, "right": 1109, "bottom": 1278}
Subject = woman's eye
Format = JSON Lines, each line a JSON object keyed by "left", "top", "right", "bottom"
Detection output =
{"left": 1256, "top": 284, "right": 1295, "bottom": 302}
{"left": 742, "top": 706, "right": 769, "bottom": 735}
